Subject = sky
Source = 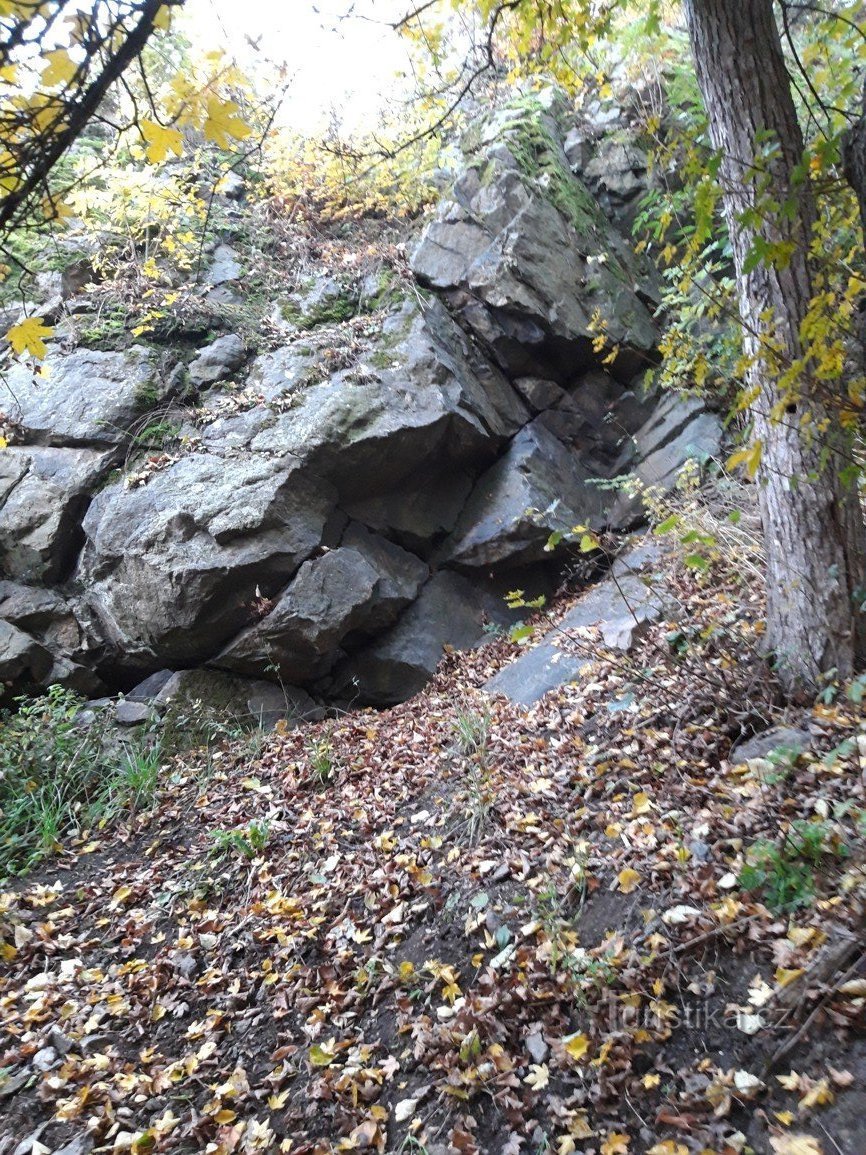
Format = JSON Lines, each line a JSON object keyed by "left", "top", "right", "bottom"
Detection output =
{"left": 180, "top": 0, "right": 414, "bottom": 134}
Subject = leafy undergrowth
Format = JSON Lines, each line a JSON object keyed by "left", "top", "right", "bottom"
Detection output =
{"left": 1, "top": 554, "right": 866, "bottom": 1155}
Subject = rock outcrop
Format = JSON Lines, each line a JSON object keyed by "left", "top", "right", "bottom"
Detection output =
{"left": 0, "top": 90, "right": 721, "bottom": 709}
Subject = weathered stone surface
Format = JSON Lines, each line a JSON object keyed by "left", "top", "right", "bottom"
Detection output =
{"left": 0, "top": 620, "right": 52, "bottom": 687}
{"left": 196, "top": 300, "right": 527, "bottom": 500}
{"left": 610, "top": 395, "right": 723, "bottom": 526}
{"left": 485, "top": 540, "right": 666, "bottom": 706}
{"left": 412, "top": 94, "right": 658, "bottom": 382}
{"left": 730, "top": 725, "right": 813, "bottom": 764}
{"left": 0, "top": 445, "right": 112, "bottom": 582}
{"left": 115, "top": 699, "right": 151, "bottom": 725}
{"left": 218, "top": 529, "right": 427, "bottom": 682}
{"left": 151, "top": 668, "right": 322, "bottom": 727}
{"left": 439, "top": 418, "right": 610, "bottom": 568}
{"left": 188, "top": 334, "right": 246, "bottom": 386}
{"left": 78, "top": 454, "right": 337, "bottom": 670}
{"left": 205, "top": 243, "right": 241, "bottom": 286}
{"left": 342, "top": 465, "right": 474, "bottom": 556}
{"left": 4, "top": 346, "right": 161, "bottom": 446}
{"left": 333, "top": 571, "right": 510, "bottom": 706}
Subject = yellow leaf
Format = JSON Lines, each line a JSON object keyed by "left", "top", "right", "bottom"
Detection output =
{"left": 41, "top": 49, "right": 77, "bottom": 88}
{"left": 727, "top": 439, "right": 763, "bottom": 479}
{"left": 154, "top": 3, "right": 172, "bottom": 30}
{"left": 631, "top": 792, "right": 652, "bottom": 815}
{"left": 647, "top": 1143, "right": 689, "bottom": 1155}
{"left": 111, "top": 885, "right": 133, "bottom": 905}
{"left": 617, "top": 868, "right": 640, "bottom": 894}
{"left": 799, "top": 1078, "right": 833, "bottom": 1110}
{"left": 309, "top": 1041, "right": 336, "bottom": 1068}
{"left": 642, "top": 1073, "right": 661, "bottom": 1089}
{"left": 6, "top": 316, "right": 53, "bottom": 359}
{"left": 775, "top": 967, "right": 805, "bottom": 988}
{"left": 140, "top": 119, "right": 183, "bottom": 164}
{"left": 768, "top": 1136, "right": 823, "bottom": 1155}
{"left": 0, "top": 435, "right": 6, "bottom": 450}
{"left": 563, "top": 1032, "right": 589, "bottom": 1062}
{"left": 203, "top": 96, "right": 252, "bottom": 150}
{"left": 213, "top": 1108, "right": 236, "bottom": 1124}
{"left": 601, "top": 1133, "right": 630, "bottom": 1155}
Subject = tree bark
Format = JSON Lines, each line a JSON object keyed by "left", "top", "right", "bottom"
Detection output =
{"left": 683, "top": 0, "right": 866, "bottom": 696}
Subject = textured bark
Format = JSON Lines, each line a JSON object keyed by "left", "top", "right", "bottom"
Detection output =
{"left": 684, "top": 0, "right": 866, "bottom": 695}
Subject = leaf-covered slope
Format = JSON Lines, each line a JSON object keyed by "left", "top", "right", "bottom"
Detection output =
{"left": 2, "top": 543, "right": 866, "bottom": 1154}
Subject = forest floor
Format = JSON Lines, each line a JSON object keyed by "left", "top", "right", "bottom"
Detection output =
{"left": 2, "top": 544, "right": 866, "bottom": 1155}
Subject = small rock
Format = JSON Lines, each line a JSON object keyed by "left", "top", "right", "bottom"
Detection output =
{"left": 52, "top": 1136, "right": 94, "bottom": 1155}
{"left": 730, "top": 725, "right": 812, "bottom": 764}
{"left": 525, "top": 1029, "right": 548, "bottom": 1063}
{"left": 47, "top": 1026, "right": 74, "bottom": 1056}
{"left": 174, "top": 953, "right": 198, "bottom": 980}
{"left": 114, "top": 700, "right": 150, "bottom": 726}
{"left": 12, "top": 1124, "right": 47, "bottom": 1155}
{"left": 30, "top": 1046, "right": 57, "bottom": 1073}
{"left": 0, "top": 1068, "right": 29, "bottom": 1098}
{"left": 188, "top": 334, "right": 246, "bottom": 387}
{"left": 394, "top": 1098, "right": 418, "bottom": 1123}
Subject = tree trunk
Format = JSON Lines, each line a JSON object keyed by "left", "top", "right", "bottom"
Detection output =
{"left": 683, "top": 0, "right": 866, "bottom": 696}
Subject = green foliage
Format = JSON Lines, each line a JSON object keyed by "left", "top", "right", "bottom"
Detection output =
{"left": 0, "top": 687, "right": 162, "bottom": 878}
{"left": 452, "top": 705, "right": 492, "bottom": 761}
{"left": 209, "top": 820, "right": 270, "bottom": 860}
{"left": 306, "top": 733, "right": 336, "bottom": 787}
{"left": 739, "top": 819, "right": 846, "bottom": 912}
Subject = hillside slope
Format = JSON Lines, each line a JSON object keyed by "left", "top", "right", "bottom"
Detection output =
{"left": 2, "top": 541, "right": 865, "bottom": 1155}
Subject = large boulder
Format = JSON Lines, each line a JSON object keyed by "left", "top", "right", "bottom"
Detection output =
{"left": 195, "top": 299, "right": 528, "bottom": 499}
{"left": 439, "top": 418, "right": 611, "bottom": 568}
{"left": 332, "top": 571, "right": 512, "bottom": 706}
{"left": 4, "top": 346, "right": 163, "bottom": 446}
{"left": 77, "top": 454, "right": 337, "bottom": 671}
{"left": 0, "top": 620, "right": 52, "bottom": 687}
{"left": 217, "top": 526, "right": 428, "bottom": 682}
{"left": 610, "top": 395, "right": 723, "bottom": 526}
{"left": 0, "top": 446, "right": 113, "bottom": 582}
{"left": 411, "top": 92, "right": 659, "bottom": 383}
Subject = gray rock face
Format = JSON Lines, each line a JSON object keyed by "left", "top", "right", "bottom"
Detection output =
{"left": 188, "top": 334, "right": 246, "bottom": 386}
{"left": 0, "top": 445, "right": 112, "bottom": 581}
{"left": 4, "top": 346, "right": 161, "bottom": 445}
{"left": 610, "top": 395, "right": 723, "bottom": 526}
{"left": 485, "top": 539, "right": 666, "bottom": 706}
{"left": 333, "top": 571, "right": 510, "bottom": 706}
{"left": 78, "top": 454, "right": 337, "bottom": 669}
{"left": 218, "top": 529, "right": 428, "bottom": 682}
{"left": 440, "top": 418, "right": 609, "bottom": 568}
{"left": 412, "top": 95, "right": 659, "bottom": 382}
{"left": 148, "top": 668, "right": 322, "bottom": 728}
{"left": 205, "top": 243, "right": 241, "bottom": 286}
{"left": 0, "top": 96, "right": 723, "bottom": 709}
{"left": 0, "top": 619, "right": 52, "bottom": 686}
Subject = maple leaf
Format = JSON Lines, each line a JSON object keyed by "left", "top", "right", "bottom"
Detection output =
{"left": 140, "top": 119, "right": 183, "bottom": 164}
{"left": 600, "top": 1133, "right": 630, "bottom": 1155}
{"left": 41, "top": 49, "right": 77, "bottom": 87}
{"left": 6, "top": 316, "right": 53, "bottom": 359}
{"left": 523, "top": 1063, "right": 549, "bottom": 1090}
{"left": 203, "top": 96, "right": 252, "bottom": 149}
